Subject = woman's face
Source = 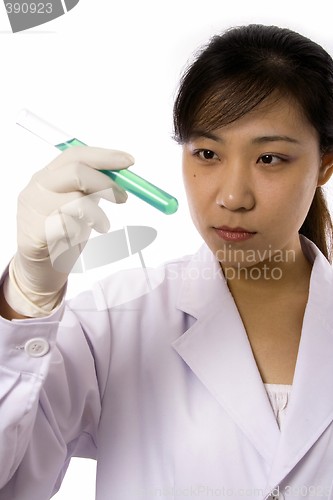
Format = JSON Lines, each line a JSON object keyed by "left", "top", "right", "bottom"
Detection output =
{"left": 182, "top": 96, "right": 331, "bottom": 268}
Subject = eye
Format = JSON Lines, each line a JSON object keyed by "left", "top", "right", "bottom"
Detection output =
{"left": 257, "top": 154, "right": 285, "bottom": 165}
{"left": 194, "top": 149, "right": 219, "bottom": 161}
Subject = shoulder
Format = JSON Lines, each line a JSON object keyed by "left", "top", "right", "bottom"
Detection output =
{"left": 93, "top": 255, "right": 192, "bottom": 308}
{"left": 65, "top": 243, "right": 221, "bottom": 315}
{"left": 79, "top": 248, "right": 204, "bottom": 311}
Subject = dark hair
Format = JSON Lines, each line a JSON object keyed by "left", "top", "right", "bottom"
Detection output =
{"left": 173, "top": 24, "right": 333, "bottom": 261}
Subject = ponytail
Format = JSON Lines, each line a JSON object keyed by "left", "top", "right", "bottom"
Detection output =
{"left": 300, "top": 188, "right": 333, "bottom": 262}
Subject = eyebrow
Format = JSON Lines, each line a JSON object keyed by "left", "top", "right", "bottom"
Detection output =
{"left": 251, "top": 135, "right": 301, "bottom": 145}
{"left": 190, "top": 130, "right": 301, "bottom": 145}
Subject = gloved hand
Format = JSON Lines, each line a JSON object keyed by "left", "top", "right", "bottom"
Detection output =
{"left": 3, "top": 146, "right": 134, "bottom": 317}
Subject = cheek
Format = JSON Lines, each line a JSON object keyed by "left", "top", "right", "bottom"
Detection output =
{"left": 182, "top": 160, "right": 192, "bottom": 189}
{"left": 291, "top": 170, "right": 319, "bottom": 211}
{"left": 182, "top": 174, "right": 197, "bottom": 207}
{"left": 264, "top": 175, "right": 317, "bottom": 227}
{"left": 182, "top": 162, "right": 203, "bottom": 202}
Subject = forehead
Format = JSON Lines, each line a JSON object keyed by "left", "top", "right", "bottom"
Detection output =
{"left": 192, "top": 96, "right": 318, "bottom": 143}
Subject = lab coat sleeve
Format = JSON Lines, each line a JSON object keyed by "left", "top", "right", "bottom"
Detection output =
{"left": 0, "top": 267, "right": 108, "bottom": 499}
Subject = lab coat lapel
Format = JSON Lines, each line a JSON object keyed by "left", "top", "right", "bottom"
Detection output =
{"left": 265, "top": 239, "right": 333, "bottom": 492}
{"left": 172, "top": 244, "right": 281, "bottom": 466}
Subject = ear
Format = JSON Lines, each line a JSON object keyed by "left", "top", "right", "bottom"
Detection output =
{"left": 318, "top": 152, "right": 333, "bottom": 186}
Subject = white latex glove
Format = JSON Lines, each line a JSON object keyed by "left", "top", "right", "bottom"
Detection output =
{"left": 3, "top": 146, "right": 134, "bottom": 317}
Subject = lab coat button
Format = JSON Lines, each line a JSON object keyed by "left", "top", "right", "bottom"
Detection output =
{"left": 24, "top": 338, "right": 50, "bottom": 357}
{"left": 266, "top": 492, "right": 284, "bottom": 500}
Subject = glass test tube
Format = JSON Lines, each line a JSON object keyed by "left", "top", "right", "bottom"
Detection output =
{"left": 16, "top": 109, "right": 179, "bottom": 215}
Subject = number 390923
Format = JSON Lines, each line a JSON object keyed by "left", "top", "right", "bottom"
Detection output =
{"left": 5, "top": 3, "right": 53, "bottom": 14}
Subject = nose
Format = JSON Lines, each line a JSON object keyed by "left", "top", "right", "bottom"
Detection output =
{"left": 216, "top": 162, "right": 255, "bottom": 211}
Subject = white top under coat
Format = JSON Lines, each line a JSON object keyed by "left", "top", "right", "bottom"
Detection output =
{"left": 264, "top": 384, "right": 292, "bottom": 430}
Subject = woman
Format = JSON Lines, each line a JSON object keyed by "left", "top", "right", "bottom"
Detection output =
{"left": 1, "top": 24, "right": 333, "bottom": 500}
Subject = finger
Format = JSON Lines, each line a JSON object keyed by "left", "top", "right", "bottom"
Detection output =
{"left": 45, "top": 213, "right": 90, "bottom": 258}
{"left": 47, "top": 146, "right": 135, "bottom": 171}
{"left": 34, "top": 162, "right": 128, "bottom": 200}
{"left": 90, "top": 187, "right": 128, "bottom": 204}
{"left": 44, "top": 213, "right": 90, "bottom": 273}
{"left": 44, "top": 195, "right": 112, "bottom": 267}
{"left": 57, "top": 194, "right": 112, "bottom": 233}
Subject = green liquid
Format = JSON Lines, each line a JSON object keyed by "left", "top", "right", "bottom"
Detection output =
{"left": 55, "top": 138, "right": 178, "bottom": 215}
{"left": 56, "top": 138, "right": 85, "bottom": 151}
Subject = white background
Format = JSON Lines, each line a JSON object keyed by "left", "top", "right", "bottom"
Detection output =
{"left": 0, "top": 0, "right": 333, "bottom": 498}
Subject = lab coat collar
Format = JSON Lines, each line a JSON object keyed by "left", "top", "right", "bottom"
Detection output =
{"left": 172, "top": 237, "right": 333, "bottom": 490}
{"left": 173, "top": 242, "right": 281, "bottom": 465}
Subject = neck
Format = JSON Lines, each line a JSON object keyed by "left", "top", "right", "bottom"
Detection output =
{"left": 222, "top": 238, "right": 313, "bottom": 296}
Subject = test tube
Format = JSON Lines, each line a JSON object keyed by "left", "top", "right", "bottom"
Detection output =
{"left": 16, "top": 109, "right": 179, "bottom": 215}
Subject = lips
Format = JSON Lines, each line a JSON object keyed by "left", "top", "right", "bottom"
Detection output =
{"left": 214, "top": 226, "right": 256, "bottom": 242}
{"left": 217, "top": 226, "right": 255, "bottom": 233}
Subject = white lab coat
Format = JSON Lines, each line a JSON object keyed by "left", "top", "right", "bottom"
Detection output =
{"left": 1, "top": 236, "right": 333, "bottom": 500}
